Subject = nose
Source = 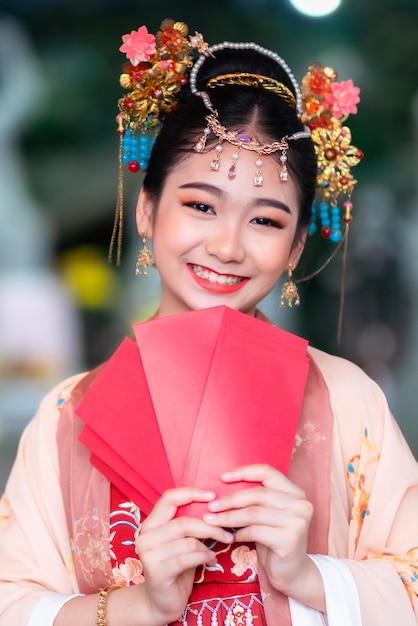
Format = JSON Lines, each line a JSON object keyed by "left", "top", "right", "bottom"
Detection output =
{"left": 205, "top": 222, "right": 246, "bottom": 264}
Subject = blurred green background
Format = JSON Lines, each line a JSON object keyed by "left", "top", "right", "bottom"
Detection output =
{"left": 1, "top": 0, "right": 418, "bottom": 488}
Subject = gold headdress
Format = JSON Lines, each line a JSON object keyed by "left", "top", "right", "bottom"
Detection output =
{"left": 301, "top": 62, "right": 363, "bottom": 244}
{"left": 112, "top": 19, "right": 363, "bottom": 289}
{"left": 298, "top": 63, "right": 363, "bottom": 340}
{"left": 111, "top": 19, "right": 211, "bottom": 265}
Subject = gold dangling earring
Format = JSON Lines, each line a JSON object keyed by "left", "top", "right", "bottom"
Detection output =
{"left": 280, "top": 263, "right": 300, "bottom": 307}
{"left": 135, "top": 231, "right": 154, "bottom": 277}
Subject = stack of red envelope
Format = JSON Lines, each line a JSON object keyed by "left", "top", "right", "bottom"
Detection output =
{"left": 77, "top": 306, "right": 310, "bottom": 517}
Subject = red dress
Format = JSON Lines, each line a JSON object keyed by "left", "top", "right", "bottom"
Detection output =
{"left": 110, "top": 485, "right": 266, "bottom": 625}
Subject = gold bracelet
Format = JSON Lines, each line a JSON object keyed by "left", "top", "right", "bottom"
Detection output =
{"left": 96, "top": 584, "right": 122, "bottom": 626}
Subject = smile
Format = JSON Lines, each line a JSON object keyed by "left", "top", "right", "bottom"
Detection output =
{"left": 192, "top": 265, "right": 244, "bottom": 285}
{"left": 188, "top": 264, "right": 249, "bottom": 294}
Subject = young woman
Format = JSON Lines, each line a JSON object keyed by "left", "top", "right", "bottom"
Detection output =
{"left": 1, "top": 18, "right": 418, "bottom": 626}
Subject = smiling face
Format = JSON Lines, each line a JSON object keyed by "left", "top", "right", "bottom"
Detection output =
{"left": 137, "top": 143, "right": 305, "bottom": 318}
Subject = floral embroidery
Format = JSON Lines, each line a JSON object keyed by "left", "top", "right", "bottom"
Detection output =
{"left": 110, "top": 486, "right": 265, "bottom": 622}
{"left": 293, "top": 433, "right": 303, "bottom": 455}
{"left": 110, "top": 500, "right": 143, "bottom": 585}
{"left": 231, "top": 545, "right": 258, "bottom": 582}
{"left": 194, "top": 540, "right": 231, "bottom": 583}
{"left": 0, "top": 495, "right": 11, "bottom": 527}
{"left": 362, "top": 548, "right": 418, "bottom": 604}
{"left": 109, "top": 489, "right": 261, "bottom": 588}
{"left": 55, "top": 376, "right": 81, "bottom": 410}
{"left": 113, "top": 556, "right": 144, "bottom": 586}
{"left": 346, "top": 427, "right": 379, "bottom": 551}
{"left": 346, "top": 430, "right": 418, "bottom": 607}
{"left": 110, "top": 500, "right": 141, "bottom": 555}
{"left": 229, "top": 604, "right": 254, "bottom": 625}
{"left": 71, "top": 507, "right": 110, "bottom": 587}
{"left": 293, "top": 421, "right": 326, "bottom": 456}
{"left": 64, "top": 556, "right": 76, "bottom": 577}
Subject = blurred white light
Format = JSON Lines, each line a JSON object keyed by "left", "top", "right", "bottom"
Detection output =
{"left": 288, "top": 0, "right": 342, "bottom": 17}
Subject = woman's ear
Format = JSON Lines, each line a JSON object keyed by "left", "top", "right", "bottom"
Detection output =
{"left": 136, "top": 188, "right": 154, "bottom": 238}
{"left": 289, "top": 229, "right": 307, "bottom": 270}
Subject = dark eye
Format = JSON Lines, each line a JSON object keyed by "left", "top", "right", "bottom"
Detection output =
{"left": 185, "top": 201, "right": 215, "bottom": 214}
{"left": 251, "top": 217, "right": 282, "bottom": 228}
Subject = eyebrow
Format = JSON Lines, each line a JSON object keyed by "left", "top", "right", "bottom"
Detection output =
{"left": 178, "top": 182, "right": 292, "bottom": 214}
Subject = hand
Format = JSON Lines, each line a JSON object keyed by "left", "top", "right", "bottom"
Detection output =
{"left": 202, "top": 464, "right": 325, "bottom": 612}
{"left": 135, "top": 487, "right": 234, "bottom": 625}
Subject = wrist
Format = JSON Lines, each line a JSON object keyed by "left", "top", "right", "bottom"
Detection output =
{"left": 105, "top": 583, "right": 164, "bottom": 626}
{"left": 284, "top": 556, "right": 326, "bottom": 612}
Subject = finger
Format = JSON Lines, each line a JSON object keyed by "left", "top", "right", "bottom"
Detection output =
{"left": 234, "top": 522, "right": 308, "bottom": 551}
{"left": 143, "top": 537, "right": 217, "bottom": 578}
{"left": 207, "top": 485, "right": 300, "bottom": 514}
{"left": 221, "top": 464, "right": 302, "bottom": 494}
{"left": 138, "top": 517, "right": 234, "bottom": 551}
{"left": 203, "top": 501, "right": 313, "bottom": 531}
{"left": 144, "top": 488, "right": 216, "bottom": 528}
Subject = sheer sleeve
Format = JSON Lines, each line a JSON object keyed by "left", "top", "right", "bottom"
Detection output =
{"left": 312, "top": 347, "right": 418, "bottom": 625}
{"left": 0, "top": 375, "right": 85, "bottom": 624}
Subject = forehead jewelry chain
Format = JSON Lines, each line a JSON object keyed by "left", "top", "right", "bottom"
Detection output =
{"left": 194, "top": 106, "right": 303, "bottom": 186}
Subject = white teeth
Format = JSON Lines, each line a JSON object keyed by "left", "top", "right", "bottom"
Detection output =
{"left": 192, "top": 265, "right": 243, "bottom": 285}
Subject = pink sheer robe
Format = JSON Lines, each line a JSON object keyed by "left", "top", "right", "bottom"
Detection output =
{"left": 1, "top": 345, "right": 418, "bottom": 624}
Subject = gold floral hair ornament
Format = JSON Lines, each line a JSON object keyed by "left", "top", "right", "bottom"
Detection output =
{"left": 299, "top": 63, "right": 363, "bottom": 343}
{"left": 117, "top": 19, "right": 210, "bottom": 140}
{"left": 110, "top": 19, "right": 211, "bottom": 265}
{"left": 300, "top": 62, "right": 363, "bottom": 244}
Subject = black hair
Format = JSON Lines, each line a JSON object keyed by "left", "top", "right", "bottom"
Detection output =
{"left": 142, "top": 47, "right": 317, "bottom": 239}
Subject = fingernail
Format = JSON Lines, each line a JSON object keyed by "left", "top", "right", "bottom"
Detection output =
{"left": 202, "top": 491, "right": 216, "bottom": 499}
{"left": 207, "top": 499, "right": 220, "bottom": 511}
{"left": 203, "top": 513, "right": 218, "bottom": 523}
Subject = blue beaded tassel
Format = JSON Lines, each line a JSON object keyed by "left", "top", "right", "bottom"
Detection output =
{"left": 110, "top": 115, "right": 156, "bottom": 266}
{"left": 308, "top": 200, "right": 342, "bottom": 242}
{"left": 307, "top": 200, "right": 317, "bottom": 235}
{"left": 122, "top": 130, "right": 155, "bottom": 173}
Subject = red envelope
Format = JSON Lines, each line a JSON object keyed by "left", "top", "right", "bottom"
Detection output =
{"left": 77, "top": 306, "right": 309, "bottom": 520}
{"left": 175, "top": 307, "right": 309, "bottom": 516}
{"left": 91, "top": 456, "right": 154, "bottom": 515}
{"left": 76, "top": 337, "right": 174, "bottom": 512}
{"left": 133, "top": 306, "right": 308, "bottom": 493}
{"left": 133, "top": 308, "right": 221, "bottom": 486}
{"left": 80, "top": 426, "right": 157, "bottom": 514}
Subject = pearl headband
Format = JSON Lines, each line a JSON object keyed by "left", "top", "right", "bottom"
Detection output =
{"left": 189, "top": 41, "right": 303, "bottom": 115}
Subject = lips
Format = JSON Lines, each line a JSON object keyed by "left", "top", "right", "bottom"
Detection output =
{"left": 188, "top": 264, "right": 249, "bottom": 294}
